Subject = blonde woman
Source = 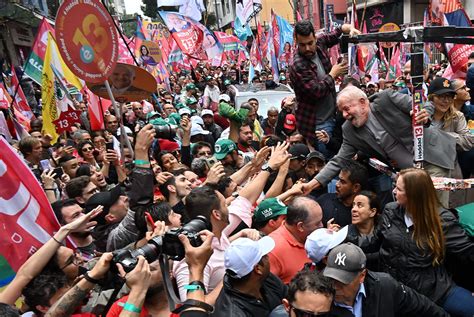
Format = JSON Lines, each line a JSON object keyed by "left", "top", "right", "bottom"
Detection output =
{"left": 425, "top": 77, "right": 474, "bottom": 206}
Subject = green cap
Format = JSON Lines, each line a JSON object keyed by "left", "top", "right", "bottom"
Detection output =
{"left": 175, "top": 102, "right": 186, "bottom": 110}
{"left": 224, "top": 79, "right": 232, "bottom": 86}
{"left": 186, "top": 83, "right": 196, "bottom": 90}
{"left": 186, "top": 97, "right": 198, "bottom": 105}
{"left": 214, "top": 139, "right": 237, "bottom": 160}
{"left": 146, "top": 111, "right": 161, "bottom": 121}
{"left": 149, "top": 117, "right": 168, "bottom": 126}
{"left": 168, "top": 113, "right": 181, "bottom": 125}
{"left": 205, "top": 75, "right": 213, "bottom": 81}
{"left": 253, "top": 198, "right": 288, "bottom": 223}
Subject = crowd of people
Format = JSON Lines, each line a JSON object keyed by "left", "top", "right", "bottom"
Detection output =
{"left": 0, "top": 19, "right": 473, "bottom": 317}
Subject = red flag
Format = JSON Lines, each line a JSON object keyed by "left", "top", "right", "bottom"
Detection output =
{"left": 10, "top": 67, "right": 35, "bottom": 120}
{"left": 0, "top": 138, "right": 61, "bottom": 272}
{"left": 117, "top": 35, "right": 135, "bottom": 65}
{"left": 386, "top": 45, "right": 402, "bottom": 80}
{"left": 84, "top": 88, "right": 105, "bottom": 131}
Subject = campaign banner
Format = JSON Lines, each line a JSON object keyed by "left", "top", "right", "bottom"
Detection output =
{"left": 23, "top": 18, "right": 55, "bottom": 84}
{"left": 0, "top": 138, "right": 61, "bottom": 274}
{"left": 159, "top": 11, "right": 220, "bottom": 61}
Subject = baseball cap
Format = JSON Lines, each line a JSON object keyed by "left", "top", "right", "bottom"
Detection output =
{"left": 253, "top": 198, "right": 288, "bottom": 223}
{"left": 305, "top": 226, "right": 348, "bottom": 263}
{"left": 175, "top": 102, "right": 186, "bottom": 110}
{"left": 159, "top": 139, "right": 180, "bottom": 152}
{"left": 428, "top": 77, "right": 455, "bottom": 96}
{"left": 186, "top": 83, "right": 196, "bottom": 90}
{"left": 225, "top": 236, "right": 275, "bottom": 278}
{"left": 224, "top": 79, "right": 232, "bottom": 86}
{"left": 367, "top": 82, "right": 376, "bottom": 88}
{"left": 289, "top": 143, "right": 310, "bottom": 160}
{"left": 306, "top": 151, "right": 326, "bottom": 163}
{"left": 191, "top": 123, "right": 210, "bottom": 137}
{"left": 205, "top": 75, "right": 213, "bottom": 82}
{"left": 219, "top": 94, "right": 231, "bottom": 103}
{"left": 323, "top": 243, "right": 367, "bottom": 284}
{"left": 201, "top": 109, "right": 214, "bottom": 117}
{"left": 283, "top": 114, "right": 296, "bottom": 130}
{"left": 214, "top": 139, "right": 237, "bottom": 160}
{"left": 84, "top": 185, "right": 122, "bottom": 223}
{"left": 146, "top": 111, "right": 161, "bottom": 121}
{"left": 179, "top": 107, "right": 191, "bottom": 116}
{"left": 186, "top": 97, "right": 198, "bottom": 105}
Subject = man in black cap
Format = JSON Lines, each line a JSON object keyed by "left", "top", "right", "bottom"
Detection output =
{"left": 85, "top": 185, "right": 136, "bottom": 252}
{"left": 288, "top": 143, "right": 310, "bottom": 183}
{"left": 324, "top": 243, "right": 450, "bottom": 317}
{"left": 305, "top": 151, "right": 329, "bottom": 199}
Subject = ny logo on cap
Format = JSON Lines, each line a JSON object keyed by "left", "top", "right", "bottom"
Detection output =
{"left": 335, "top": 252, "right": 346, "bottom": 266}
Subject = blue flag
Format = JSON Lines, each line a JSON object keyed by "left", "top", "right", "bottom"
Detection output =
{"left": 234, "top": 16, "right": 252, "bottom": 41}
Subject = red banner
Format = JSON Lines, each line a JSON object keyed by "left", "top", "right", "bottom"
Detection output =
{"left": 0, "top": 138, "right": 61, "bottom": 272}
{"left": 84, "top": 87, "right": 105, "bottom": 131}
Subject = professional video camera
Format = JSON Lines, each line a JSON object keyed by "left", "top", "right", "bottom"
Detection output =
{"left": 112, "top": 216, "right": 209, "bottom": 272}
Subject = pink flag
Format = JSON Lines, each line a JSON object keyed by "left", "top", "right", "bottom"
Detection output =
{"left": 386, "top": 45, "right": 402, "bottom": 80}
{"left": 117, "top": 35, "right": 135, "bottom": 65}
{"left": 0, "top": 138, "right": 61, "bottom": 272}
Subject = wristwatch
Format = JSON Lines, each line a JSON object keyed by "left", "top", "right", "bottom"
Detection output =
{"left": 261, "top": 163, "right": 275, "bottom": 173}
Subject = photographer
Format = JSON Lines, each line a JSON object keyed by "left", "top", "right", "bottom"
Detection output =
{"left": 173, "top": 142, "right": 291, "bottom": 300}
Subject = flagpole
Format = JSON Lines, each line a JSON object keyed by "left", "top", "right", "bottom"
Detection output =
{"left": 103, "top": 80, "right": 134, "bottom": 158}
{"left": 359, "top": 0, "right": 368, "bottom": 32}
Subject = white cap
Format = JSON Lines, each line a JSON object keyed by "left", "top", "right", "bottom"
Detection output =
{"left": 191, "top": 115, "right": 204, "bottom": 126}
{"left": 178, "top": 108, "right": 191, "bottom": 116}
{"left": 190, "top": 123, "right": 210, "bottom": 136}
{"left": 224, "top": 236, "right": 275, "bottom": 278}
{"left": 201, "top": 109, "right": 214, "bottom": 117}
{"left": 305, "top": 226, "right": 348, "bottom": 263}
{"left": 219, "top": 94, "right": 230, "bottom": 103}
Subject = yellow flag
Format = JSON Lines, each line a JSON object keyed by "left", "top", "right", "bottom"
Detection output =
{"left": 41, "top": 33, "right": 84, "bottom": 144}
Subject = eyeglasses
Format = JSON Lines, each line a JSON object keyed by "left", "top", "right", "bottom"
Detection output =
{"left": 455, "top": 85, "right": 467, "bottom": 92}
{"left": 60, "top": 251, "right": 83, "bottom": 270}
{"left": 82, "top": 147, "right": 94, "bottom": 152}
{"left": 290, "top": 305, "right": 331, "bottom": 317}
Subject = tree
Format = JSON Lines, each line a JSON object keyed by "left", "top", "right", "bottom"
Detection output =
{"left": 141, "top": 0, "right": 158, "bottom": 19}
{"left": 120, "top": 14, "right": 138, "bottom": 38}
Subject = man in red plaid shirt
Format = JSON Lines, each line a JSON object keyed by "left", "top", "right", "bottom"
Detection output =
{"left": 289, "top": 20, "right": 359, "bottom": 159}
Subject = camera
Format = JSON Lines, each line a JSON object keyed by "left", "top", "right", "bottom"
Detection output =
{"left": 154, "top": 124, "right": 177, "bottom": 140}
{"left": 112, "top": 216, "right": 209, "bottom": 272}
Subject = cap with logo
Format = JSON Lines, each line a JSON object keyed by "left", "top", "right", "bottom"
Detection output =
{"left": 146, "top": 111, "right": 161, "bottom": 121}
{"left": 289, "top": 143, "right": 310, "bottom": 160}
{"left": 186, "top": 83, "right": 196, "bottom": 90}
{"left": 214, "top": 139, "right": 237, "bottom": 160}
{"left": 186, "top": 97, "right": 198, "bottom": 105}
{"left": 284, "top": 114, "right": 296, "bottom": 130}
{"left": 224, "top": 236, "right": 275, "bottom": 278}
{"left": 305, "top": 226, "right": 348, "bottom": 263}
{"left": 253, "top": 198, "right": 288, "bottom": 223}
{"left": 323, "top": 242, "right": 367, "bottom": 284}
{"left": 428, "top": 77, "right": 455, "bottom": 96}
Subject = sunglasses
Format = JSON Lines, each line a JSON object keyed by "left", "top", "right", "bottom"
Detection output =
{"left": 290, "top": 305, "right": 331, "bottom": 317}
{"left": 60, "top": 251, "right": 83, "bottom": 270}
{"left": 82, "top": 147, "right": 94, "bottom": 152}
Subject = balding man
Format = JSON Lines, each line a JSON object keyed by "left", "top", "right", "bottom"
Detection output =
{"left": 304, "top": 86, "right": 455, "bottom": 193}
{"left": 262, "top": 107, "right": 279, "bottom": 136}
{"left": 268, "top": 196, "right": 323, "bottom": 284}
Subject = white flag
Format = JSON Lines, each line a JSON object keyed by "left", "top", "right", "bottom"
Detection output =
{"left": 179, "top": 0, "right": 206, "bottom": 21}
{"left": 236, "top": 0, "right": 262, "bottom": 24}
{"left": 157, "top": 0, "right": 186, "bottom": 6}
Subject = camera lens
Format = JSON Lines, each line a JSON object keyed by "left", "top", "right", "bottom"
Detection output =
{"left": 154, "top": 124, "right": 177, "bottom": 140}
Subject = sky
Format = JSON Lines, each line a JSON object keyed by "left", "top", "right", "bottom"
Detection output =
{"left": 124, "top": 1, "right": 143, "bottom": 15}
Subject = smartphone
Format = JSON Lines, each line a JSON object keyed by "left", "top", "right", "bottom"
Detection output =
{"left": 40, "top": 159, "right": 52, "bottom": 171}
{"left": 145, "top": 212, "right": 156, "bottom": 231}
{"left": 106, "top": 142, "right": 114, "bottom": 151}
{"left": 53, "top": 167, "right": 63, "bottom": 179}
{"left": 205, "top": 157, "right": 217, "bottom": 169}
